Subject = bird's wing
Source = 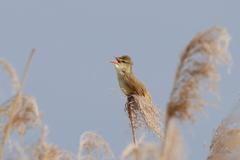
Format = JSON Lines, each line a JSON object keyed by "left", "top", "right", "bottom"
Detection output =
{"left": 124, "top": 73, "right": 151, "bottom": 99}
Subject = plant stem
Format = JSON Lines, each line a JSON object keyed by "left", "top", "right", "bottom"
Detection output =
{"left": 128, "top": 103, "right": 137, "bottom": 146}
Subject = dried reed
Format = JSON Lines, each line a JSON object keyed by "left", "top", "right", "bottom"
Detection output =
{"left": 207, "top": 107, "right": 240, "bottom": 160}
{"left": 0, "top": 94, "right": 41, "bottom": 137}
{"left": 5, "top": 126, "right": 76, "bottom": 160}
{"left": 33, "top": 126, "right": 61, "bottom": 160}
{"left": 167, "top": 26, "right": 231, "bottom": 123}
{"left": 120, "top": 141, "right": 161, "bottom": 160}
{"left": 0, "top": 49, "right": 35, "bottom": 158}
{"left": 78, "top": 132, "right": 114, "bottom": 160}
{"left": 0, "top": 59, "right": 20, "bottom": 91}
{"left": 125, "top": 95, "right": 164, "bottom": 141}
{"left": 162, "top": 26, "right": 231, "bottom": 160}
{"left": 126, "top": 101, "right": 137, "bottom": 145}
{"left": 160, "top": 119, "right": 185, "bottom": 160}
{"left": 32, "top": 126, "right": 75, "bottom": 160}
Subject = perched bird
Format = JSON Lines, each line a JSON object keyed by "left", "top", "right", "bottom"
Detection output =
{"left": 109, "top": 55, "right": 151, "bottom": 100}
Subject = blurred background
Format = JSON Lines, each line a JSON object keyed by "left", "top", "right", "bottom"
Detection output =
{"left": 0, "top": 1, "right": 239, "bottom": 159}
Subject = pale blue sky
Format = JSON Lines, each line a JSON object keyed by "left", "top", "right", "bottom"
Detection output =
{"left": 0, "top": 1, "right": 240, "bottom": 159}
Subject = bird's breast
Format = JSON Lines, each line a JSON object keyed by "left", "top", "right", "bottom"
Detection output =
{"left": 116, "top": 71, "right": 132, "bottom": 96}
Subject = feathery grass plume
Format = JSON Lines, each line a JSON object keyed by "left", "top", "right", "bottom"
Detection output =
{"left": 162, "top": 27, "right": 230, "bottom": 160}
{"left": 0, "top": 49, "right": 35, "bottom": 158}
{"left": 125, "top": 95, "right": 164, "bottom": 140}
{"left": 207, "top": 106, "right": 240, "bottom": 160}
{"left": 160, "top": 119, "right": 186, "bottom": 160}
{"left": 207, "top": 122, "right": 240, "bottom": 160}
{"left": 33, "top": 126, "right": 55, "bottom": 159}
{"left": 0, "top": 59, "right": 20, "bottom": 91}
{"left": 32, "top": 126, "right": 75, "bottom": 160}
{"left": 167, "top": 26, "right": 231, "bottom": 123}
{"left": 120, "top": 141, "right": 161, "bottom": 160}
{"left": 78, "top": 132, "right": 114, "bottom": 160}
{"left": 4, "top": 120, "right": 75, "bottom": 160}
{"left": 0, "top": 94, "right": 41, "bottom": 136}
{"left": 2, "top": 125, "right": 75, "bottom": 160}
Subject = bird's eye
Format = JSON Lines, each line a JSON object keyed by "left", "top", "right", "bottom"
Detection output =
{"left": 122, "top": 61, "right": 125, "bottom": 63}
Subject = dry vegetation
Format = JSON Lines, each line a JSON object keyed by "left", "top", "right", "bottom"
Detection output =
{"left": 78, "top": 132, "right": 114, "bottom": 160}
{"left": 207, "top": 119, "right": 240, "bottom": 160}
{"left": 125, "top": 95, "right": 164, "bottom": 142}
{"left": 0, "top": 26, "right": 239, "bottom": 160}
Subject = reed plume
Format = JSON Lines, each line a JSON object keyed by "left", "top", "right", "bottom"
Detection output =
{"left": 4, "top": 117, "right": 76, "bottom": 160}
{"left": 120, "top": 141, "right": 160, "bottom": 160}
{"left": 33, "top": 126, "right": 62, "bottom": 160}
{"left": 207, "top": 106, "right": 240, "bottom": 160}
{"left": 161, "top": 26, "right": 231, "bottom": 160}
{"left": 167, "top": 26, "right": 231, "bottom": 123}
{"left": 32, "top": 126, "right": 75, "bottom": 160}
{"left": 0, "top": 59, "right": 20, "bottom": 91}
{"left": 0, "top": 49, "right": 35, "bottom": 158}
{"left": 0, "top": 94, "right": 41, "bottom": 136}
{"left": 125, "top": 95, "right": 164, "bottom": 140}
{"left": 78, "top": 132, "right": 114, "bottom": 160}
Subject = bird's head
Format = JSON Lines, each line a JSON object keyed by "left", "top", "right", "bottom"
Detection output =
{"left": 109, "top": 55, "right": 133, "bottom": 74}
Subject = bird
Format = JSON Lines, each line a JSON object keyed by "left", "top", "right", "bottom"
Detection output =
{"left": 109, "top": 55, "right": 151, "bottom": 100}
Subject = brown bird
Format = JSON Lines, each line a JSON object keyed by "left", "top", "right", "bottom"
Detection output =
{"left": 109, "top": 55, "right": 151, "bottom": 100}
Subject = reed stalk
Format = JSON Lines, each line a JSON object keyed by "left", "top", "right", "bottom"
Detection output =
{"left": 0, "top": 49, "right": 35, "bottom": 159}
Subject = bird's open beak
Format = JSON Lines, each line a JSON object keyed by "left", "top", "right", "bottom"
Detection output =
{"left": 109, "top": 55, "right": 121, "bottom": 64}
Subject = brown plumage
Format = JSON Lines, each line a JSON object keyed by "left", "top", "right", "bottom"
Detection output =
{"left": 109, "top": 55, "right": 151, "bottom": 100}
